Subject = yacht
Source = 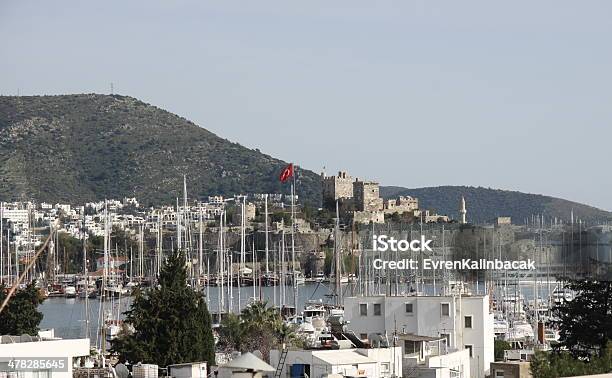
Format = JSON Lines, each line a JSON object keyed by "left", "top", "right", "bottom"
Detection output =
{"left": 64, "top": 286, "right": 77, "bottom": 298}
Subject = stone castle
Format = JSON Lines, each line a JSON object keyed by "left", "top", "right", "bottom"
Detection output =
{"left": 321, "top": 170, "right": 450, "bottom": 224}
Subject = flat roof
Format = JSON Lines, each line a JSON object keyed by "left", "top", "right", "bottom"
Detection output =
{"left": 168, "top": 362, "right": 207, "bottom": 367}
{"left": 1, "top": 335, "right": 42, "bottom": 344}
{"left": 398, "top": 334, "right": 444, "bottom": 342}
{"left": 313, "top": 350, "right": 376, "bottom": 365}
{"left": 344, "top": 294, "right": 487, "bottom": 299}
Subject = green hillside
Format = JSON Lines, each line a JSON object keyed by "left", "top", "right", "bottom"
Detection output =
{"left": 380, "top": 185, "right": 612, "bottom": 224}
{"left": 0, "top": 94, "right": 321, "bottom": 205}
{"left": 1, "top": 94, "right": 608, "bottom": 225}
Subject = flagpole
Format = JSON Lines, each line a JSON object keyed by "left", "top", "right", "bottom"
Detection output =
{"left": 279, "top": 163, "right": 298, "bottom": 312}
{"left": 291, "top": 171, "right": 298, "bottom": 312}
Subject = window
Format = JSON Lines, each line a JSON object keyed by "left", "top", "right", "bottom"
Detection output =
{"left": 464, "top": 315, "right": 472, "bottom": 328}
{"left": 441, "top": 333, "right": 451, "bottom": 346}
{"left": 360, "top": 333, "right": 368, "bottom": 340}
{"left": 360, "top": 303, "right": 368, "bottom": 316}
{"left": 465, "top": 344, "right": 473, "bottom": 358}
{"left": 405, "top": 303, "right": 413, "bottom": 314}
{"left": 404, "top": 340, "right": 420, "bottom": 355}
{"left": 441, "top": 303, "right": 450, "bottom": 316}
{"left": 495, "top": 370, "right": 505, "bottom": 377}
{"left": 374, "top": 303, "right": 381, "bottom": 316}
{"left": 380, "top": 362, "right": 390, "bottom": 374}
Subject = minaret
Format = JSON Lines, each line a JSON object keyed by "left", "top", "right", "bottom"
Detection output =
{"left": 459, "top": 196, "right": 467, "bottom": 224}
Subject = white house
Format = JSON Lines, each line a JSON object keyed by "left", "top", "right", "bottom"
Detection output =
{"left": 2, "top": 208, "right": 30, "bottom": 228}
{"left": 343, "top": 295, "right": 494, "bottom": 378}
{"left": 398, "top": 334, "right": 470, "bottom": 378}
{"left": 0, "top": 333, "right": 90, "bottom": 378}
{"left": 269, "top": 347, "right": 402, "bottom": 378}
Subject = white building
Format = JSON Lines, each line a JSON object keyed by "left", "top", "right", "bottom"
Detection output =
{"left": 55, "top": 204, "right": 71, "bottom": 214}
{"left": 2, "top": 208, "right": 30, "bottom": 228}
{"left": 40, "top": 203, "right": 53, "bottom": 210}
{"left": 168, "top": 362, "right": 207, "bottom": 378}
{"left": 270, "top": 347, "right": 402, "bottom": 378}
{"left": 397, "top": 334, "right": 470, "bottom": 378}
{"left": 343, "top": 295, "right": 494, "bottom": 378}
{"left": 0, "top": 332, "right": 90, "bottom": 378}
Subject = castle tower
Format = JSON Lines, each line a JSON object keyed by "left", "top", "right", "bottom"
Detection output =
{"left": 459, "top": 196, "right": 467, "bottom": 224}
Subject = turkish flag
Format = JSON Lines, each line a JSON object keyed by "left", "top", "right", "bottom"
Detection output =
{"left": 279, "top": 163, "right": 294, "bottom": 183}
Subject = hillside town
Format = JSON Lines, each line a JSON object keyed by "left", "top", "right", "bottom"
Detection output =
{"left": 1, "top": 169, "right": 610, "bottom": 378}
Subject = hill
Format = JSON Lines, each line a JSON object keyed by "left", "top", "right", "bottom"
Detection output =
{"left": 380, "top": 185, "right": 612, "bottom": 224}
{"left": 2, "top": 94, "right": 609, "bottom": 225}
{"left": 0, "top": 94, "right": 321, "bottom": 205}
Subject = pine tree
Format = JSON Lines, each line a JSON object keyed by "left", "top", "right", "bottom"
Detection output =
{"left": 0, "top": 282, "right": 45, "bottom": 335}
{"left": 553, "top": 280, "right": 612, "bottom": 358}
{"left": 111, "top": 250, "right": 215, "bottom": 366}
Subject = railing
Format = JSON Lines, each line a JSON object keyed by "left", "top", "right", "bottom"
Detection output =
{"left": 73, "top": 367, "right": 114, "bottom": 378}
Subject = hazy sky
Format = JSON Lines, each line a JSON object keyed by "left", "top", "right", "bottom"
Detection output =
{"left": 2, "top": 1, "right": 611, "bottom": 209}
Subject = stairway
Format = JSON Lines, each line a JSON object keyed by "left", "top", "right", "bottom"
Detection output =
{"left": 273, "top": 348, "right": 289, "bottom": 378}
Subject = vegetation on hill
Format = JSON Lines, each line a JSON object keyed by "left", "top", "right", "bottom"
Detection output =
{"left": 1, "top": 95, "right": 609, "bottom": 224}
{"left": 0, "top": 94, "right": 321, "bottom": 206}
{"left": 380, "top": 185, "right": 612, "bottom": 224}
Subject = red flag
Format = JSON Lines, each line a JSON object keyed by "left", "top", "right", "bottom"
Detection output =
{"left": 279, "top": 163, "right": 294, "bottom": 183}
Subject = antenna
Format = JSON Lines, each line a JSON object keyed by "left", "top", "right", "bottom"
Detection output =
{"left": 110, "top": 82, "right": 114, "bottom": 95}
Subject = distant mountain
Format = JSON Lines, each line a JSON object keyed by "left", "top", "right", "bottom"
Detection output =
{"left": 380, "top": 186, "right": 612, "bottom": 224}
{"left": 0, "top": 94, "right": 321, "bottom": 205}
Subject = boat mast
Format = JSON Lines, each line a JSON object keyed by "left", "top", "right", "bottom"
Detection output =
{"left": 252, "top": 239, "right": 256, "bottom": 300}
{"left": 199, "top": 206, "right": 203, "bottom": 288}
{"left": 157, "top": 214, "right": 162, "bottom": 276}
{"left": 239, "top": 196, "right": 245, "bottom": 312}
{"left": 6, "top": 229, "right": 11, "bottom": 285}
{"left": 217, "top": 210, "right": 224, "bottom": 314}
{"left": 183, "top": 174, "right": 188, "bottom": 245}
{"left": 265, "top": 194, "right": 269, "bottom": 275}
{"left": 0, "top": 202, "right": 3, "bottom": 284}
{"left": 139, "top": 224, "right": 144, "bottom": 279}
{"left": 281, "top": 229, "right": 285, "bottom": 307}
{"left": 226, "top": 210, "right": 233, "bottom": 313}
{"left": 273, "top": 242, "right": 277, "bottom": 308}
{"left": 176, "top": 197, "right": 181, "bottom": 251}
{"left": 334, "top": 200, "right": 341, "bottom": 307}
{"left": 83, "top": 215, "right": 89, "bottom": 340}
{"left": 101, "top": 200, "right": 108, "bottom": 367}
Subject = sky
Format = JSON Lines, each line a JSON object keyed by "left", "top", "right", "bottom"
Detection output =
{"left": 1, "top": 1, "right": 611, "bottom": 209}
